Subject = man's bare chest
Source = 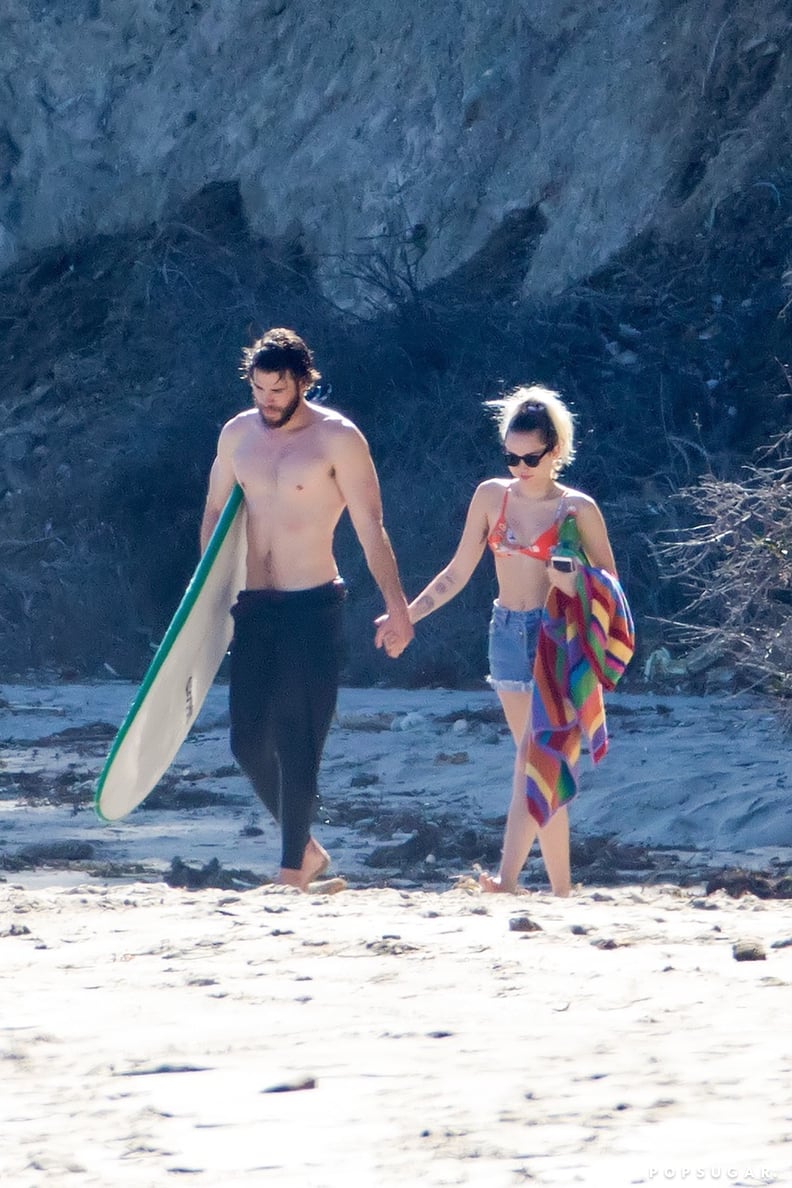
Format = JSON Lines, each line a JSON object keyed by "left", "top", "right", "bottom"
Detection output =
{"left": 233, "top": 432, "right": 339, "bottom": 503}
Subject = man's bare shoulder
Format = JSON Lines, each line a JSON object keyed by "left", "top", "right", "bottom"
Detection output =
{"left": 308, "top": 403, "right": 362, "bottom": 432}
{"left": 308, "top": 404, "right": 368, "bottom": 449}
{"left": 220, "top": 408, "right": 259, "bottom": 437}
{"left": 214, "top": 410, "right": 262, "bottom": 456}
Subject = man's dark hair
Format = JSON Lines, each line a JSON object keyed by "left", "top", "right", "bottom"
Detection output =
{"left": 241, "top": 327, "right": 321, "bottom": 386}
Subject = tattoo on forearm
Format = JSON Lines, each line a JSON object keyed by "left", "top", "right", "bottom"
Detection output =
{"left": 415, "top": 595, "right": 435, "bottom": 617}
{"left": 414, "top": 571, "right": 458, "bottom": 620}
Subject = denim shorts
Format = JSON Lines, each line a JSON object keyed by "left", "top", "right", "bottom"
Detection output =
{"left": 487, "top": 603, "right": 543, "bottom": 693}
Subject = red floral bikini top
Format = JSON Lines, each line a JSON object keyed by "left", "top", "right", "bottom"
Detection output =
{"left": 488, "top": 489, "right": 569, "bottom": 561}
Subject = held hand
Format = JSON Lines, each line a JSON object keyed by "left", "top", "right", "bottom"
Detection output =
{"left": 374, "top": 613, "right": 390, "bottom": 652}
{"left": 374, "top": 607, "right": 414, "bottom": 658}
{"left": 374, "top": 614, "right": 404, "bottom": 657}
{"left": 547, "top": 554, "right": 579, "bottom": 598}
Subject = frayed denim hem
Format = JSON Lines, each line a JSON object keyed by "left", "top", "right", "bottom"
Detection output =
{"left": 486, "top": 675, "right": 534, "bottom": 693}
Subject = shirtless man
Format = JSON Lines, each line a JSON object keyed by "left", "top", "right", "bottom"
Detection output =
{"left": 200, "top": 328, "right": 413, "bottom": 891}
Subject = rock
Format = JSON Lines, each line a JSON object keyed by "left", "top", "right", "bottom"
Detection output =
{"left": 509, "top": 915, "right": 542, "bottom": 933}
{"left": 262, "top": 1076, "right": 317, "bottom": 1093}
{"left": 391, "top": 712, "right": 426, "bottom": 731}
{"left": 1, "top": 924, "right": 32, "bottom": 938}
{"left": 704, "top": 666, "right": 736, "bottom": 690}
{"left": 732, "top": 940, "right": 766, "bottom": 962}
{"left": 682, "top": 639, "right": 725, "bottom": 674}
{"left": 366, "top": 938, "right": 419, "bottom": 956}
{"left": 337, "top": 712, "right": 393, "bottom": 732}
{"left": 350, "top": 772, "right": 380, "bottom": 787}
{"left": 15, "top": 840, "right": 94, "bottom": 863}
{"left": 365, "top": 824, "right": 441, "bottom": 868}
{"left": 706, "top": 869, "right": 792, "bottom": 900}
{"left": 4, "top": 1, "right": 784, "bottom": 316}
{"left": 164, "top": 857, "right": 263, "bottom": 890}
{"left": 643, "top": 647, "right": 688, "bottom": 680}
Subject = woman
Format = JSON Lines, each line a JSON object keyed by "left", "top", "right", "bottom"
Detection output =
{"left": 377, "top": 385, "right": 618, "bottom": 896}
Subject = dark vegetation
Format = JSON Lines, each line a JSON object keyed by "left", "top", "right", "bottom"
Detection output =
{"left": 0, "top": 175, "right": 790, "bottom": 703}
{"left": 657, "top": 431, "right": 791, "bottom": 710}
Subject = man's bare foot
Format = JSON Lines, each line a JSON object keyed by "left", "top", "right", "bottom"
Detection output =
{"left": 277, "top": 868, "right": 306, "bottom": 891}
{"left": 277, "top": 837, "right": 331, "bottom": 892}
{"left": 306, "top": 876, "right": 347, "bottom": 895}
{"left": 304, "top": 836, "right": 331, "bottom": 880}
{"left": 478, "top": 872, "right": 528, "bottom": 895}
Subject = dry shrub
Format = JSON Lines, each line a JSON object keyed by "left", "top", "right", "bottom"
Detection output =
{"left": 657, "top": 430, "right": 792, "bottom": 725}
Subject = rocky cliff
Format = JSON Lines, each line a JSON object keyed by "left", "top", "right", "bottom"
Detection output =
{"left": 2, "top": 1, "right": 789, "bottom": 302}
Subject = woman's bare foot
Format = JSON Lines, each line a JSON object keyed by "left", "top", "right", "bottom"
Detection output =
{"left": 277, "top": 837, "right": 331, "bottom": 892}
{"left": 478, "top": 872, "right": 528, "bottom": 895}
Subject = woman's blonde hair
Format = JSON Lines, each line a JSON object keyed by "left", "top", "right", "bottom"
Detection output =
{"left": 487, "top": 384, "right": 576, "bottom": 471}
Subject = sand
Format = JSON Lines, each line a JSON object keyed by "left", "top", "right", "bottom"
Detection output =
{"left": 1, "top": 681, "right": 791, "bottom": 1186}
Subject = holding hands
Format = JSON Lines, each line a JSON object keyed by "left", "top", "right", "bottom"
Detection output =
{"left": 374, "top": 605, "right": 414, "bottom": 659}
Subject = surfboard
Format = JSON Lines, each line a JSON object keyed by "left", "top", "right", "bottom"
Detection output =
{"left": 95, "top": 484, "right": 247, "bottom": 822}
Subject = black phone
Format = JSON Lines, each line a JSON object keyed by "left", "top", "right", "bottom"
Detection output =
{"left": 550, "top": 556, "right": 575, "bottom": 573}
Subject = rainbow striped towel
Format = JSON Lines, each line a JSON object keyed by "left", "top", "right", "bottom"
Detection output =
{"left": 525, "top": 565, "right": 635, "bottom": 826}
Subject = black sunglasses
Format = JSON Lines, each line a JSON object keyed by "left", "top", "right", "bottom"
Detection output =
{"left": 503, "top": 445, "right": 552, "bottom": 468}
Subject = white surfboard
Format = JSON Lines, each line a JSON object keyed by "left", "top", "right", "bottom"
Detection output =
{"left": 95, "top": 484, "right": 247, "bottom": 822}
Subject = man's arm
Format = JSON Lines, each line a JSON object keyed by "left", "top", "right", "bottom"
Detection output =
{"left": 200, "top": 426, "right": 238, "bottom": 554}
{"left": 331, "top": 422, "right": 413, "bottom": 658}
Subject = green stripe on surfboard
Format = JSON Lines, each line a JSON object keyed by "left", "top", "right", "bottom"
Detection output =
{"left": 93, "top": 483, "right": 244, "bottom": 821}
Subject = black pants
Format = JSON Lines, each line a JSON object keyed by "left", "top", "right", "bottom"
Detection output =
{"left": 228, "top": 581, "right": 346, "bottom": 870}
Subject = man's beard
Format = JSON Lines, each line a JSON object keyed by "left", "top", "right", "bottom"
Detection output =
{"left": 258, "top": 391, "right": 301, "bottom": 428}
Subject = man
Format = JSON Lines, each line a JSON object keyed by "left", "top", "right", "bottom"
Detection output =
{"left": 200, "top": 328, "right": 413, "bottom": 891}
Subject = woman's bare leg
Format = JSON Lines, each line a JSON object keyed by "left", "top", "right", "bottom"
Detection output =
{"left": 480, "top": 691, "right": 534, "bottom": 893}
{"left": 479, "top": 689, "right": 572, "bottom": 896}
{"left": 536, "top": 806, "right": 571, "bottom": 896}
{"left": 497, "top": 689, "right": 532, "bottom": 747}
{"left": 479, "top": 760, "right": 539, "bottom": 892}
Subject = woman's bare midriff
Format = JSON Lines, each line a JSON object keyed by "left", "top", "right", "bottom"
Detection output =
{"left": 493, "top": 555, "right": 551, "bottom": 612}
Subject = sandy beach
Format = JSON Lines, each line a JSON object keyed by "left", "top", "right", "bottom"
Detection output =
{"left": 1, "top": 681, "right": 791, "bottom": 1186}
